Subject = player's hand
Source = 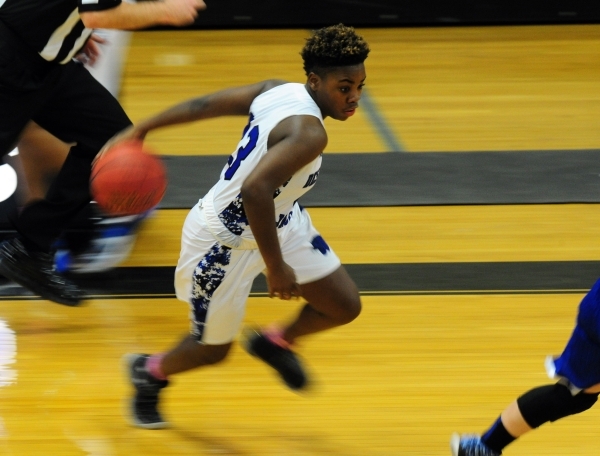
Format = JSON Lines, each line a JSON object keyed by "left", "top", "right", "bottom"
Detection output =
{"left": 96, "top": 126, "right": 147, "bottom": 164}
{"left": 162, "top": 0, "right": 206, "bottom": 26}
{"left": 265, "top": 263, "right": 302, "bottom": 301}
{"left": 75, "top": 33, "right": 107, "bottom": 66}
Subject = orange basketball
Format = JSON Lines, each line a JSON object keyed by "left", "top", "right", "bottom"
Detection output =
{"left": 90, "top": 141, "right": 167, "bottom": 216}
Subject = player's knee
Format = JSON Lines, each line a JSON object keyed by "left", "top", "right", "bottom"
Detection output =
{"left": 338, "top": 294, "right": 362, "bottom": 324}
{"left": 517, "top": 383, "right": 598, "bottom": 428}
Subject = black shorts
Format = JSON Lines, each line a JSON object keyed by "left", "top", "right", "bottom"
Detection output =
{"left": 0, "top": 19, "right": 131, "bottom": 158}
{"left": 0, "top": 19, "right": 132, "bottom": 250}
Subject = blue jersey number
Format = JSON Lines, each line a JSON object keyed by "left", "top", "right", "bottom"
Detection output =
{"left": 224, "top": 115, "right": 259, "bottom": 180}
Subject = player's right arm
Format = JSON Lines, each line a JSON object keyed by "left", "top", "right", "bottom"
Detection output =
{"left": 141, "top": 79, "right": 286, "bottom": 127}
{"left": 80, "top": 0, "right": 206, "bottom": 30}
{"left": 101, "top": 80, "right": 286, "bottom": 152}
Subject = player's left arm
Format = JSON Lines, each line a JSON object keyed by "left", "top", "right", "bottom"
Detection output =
{"left": 240, "top": 115, "right": 328, "bottom": 299}
{"left": 80, "top": 0, "right": 206, "bottom": 29}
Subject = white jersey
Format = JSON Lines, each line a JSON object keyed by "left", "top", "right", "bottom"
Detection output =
{"left": 201, "top": 83, "right": 324, "bottom": 249}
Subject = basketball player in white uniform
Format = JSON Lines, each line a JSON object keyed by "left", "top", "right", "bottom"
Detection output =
{"left": 112, "top": 24, "right": 370, "bottom": 429}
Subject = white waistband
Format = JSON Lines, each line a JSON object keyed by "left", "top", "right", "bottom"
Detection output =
{"left": 199, "top": 197, "right": 258, "bottom": 250}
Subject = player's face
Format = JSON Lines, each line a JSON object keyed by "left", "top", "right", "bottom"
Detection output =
{"left": 308, "top": 64, "right": 367, "bottom": 121}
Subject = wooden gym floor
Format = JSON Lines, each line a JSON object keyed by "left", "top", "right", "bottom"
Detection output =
{"left": 1, "top": 25, "right": 600, "bottom": 455}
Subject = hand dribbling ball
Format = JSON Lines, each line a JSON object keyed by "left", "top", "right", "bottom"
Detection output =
{"left": 90, "top": 141, "right": 167, "bottom": 216}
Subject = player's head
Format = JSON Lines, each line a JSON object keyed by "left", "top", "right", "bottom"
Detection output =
{"left": 301, "top": 24, "right": 370, "bottom": 121}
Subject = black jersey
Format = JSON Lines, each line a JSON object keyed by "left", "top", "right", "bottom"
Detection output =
{"left": 0, "top": 0, "right": 120, "bottom": 63}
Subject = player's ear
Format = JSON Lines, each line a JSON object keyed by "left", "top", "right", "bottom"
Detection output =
{"left": 307, "top": 72, "right": 321, "bottom": 91}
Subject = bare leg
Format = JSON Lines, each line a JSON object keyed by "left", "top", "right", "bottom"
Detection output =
{"left": 126, "top": 336, "right": 233, "bottom": 429}
{"left": 16, "top": 122, "right": 70, "bottom": 202}
{"left": 500, "top": 400, "right": 532, "bottom": 437}
{"left": 583, "top": 383, "right": 600, "bottom": 394}
{"left": 466, "top": 381, "right": 600, "bottom": 455}
{"left": 240, "top": 266, "right": 361, "bottom": 390}
{"left": 500, "top": 380, "right": 600, "bottom": 438}
{"left": 282, "top": 265, "right": 361, "bottom": 344}
{"left": 159, "top": 334, "right": 232, "bottom": 376}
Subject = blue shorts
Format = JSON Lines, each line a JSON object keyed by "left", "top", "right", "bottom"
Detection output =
{"left": 551, "top": 278, "right": 600, "bottom": 389}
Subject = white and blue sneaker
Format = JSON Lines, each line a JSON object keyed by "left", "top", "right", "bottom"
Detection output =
{"left": 450, "top": 433, "right": 500, "bottom": 456}
{"left": 54, "top": 209, "right": 150, "bottom": 274}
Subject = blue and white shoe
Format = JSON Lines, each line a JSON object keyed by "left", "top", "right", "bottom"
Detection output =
{"left": 54, "top": 210, "right": 150, "bottom": 274}
{"left": 450, "top": 433, "right": 500, "bottom": 456}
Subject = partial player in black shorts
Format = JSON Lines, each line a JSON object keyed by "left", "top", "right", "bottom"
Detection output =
{"left": 0, "top": 0, "right": 205, "bottom": 306}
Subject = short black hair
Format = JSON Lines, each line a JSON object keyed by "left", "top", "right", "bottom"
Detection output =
{"left": 301, "top": 24, "right": 370, "bottom": 76}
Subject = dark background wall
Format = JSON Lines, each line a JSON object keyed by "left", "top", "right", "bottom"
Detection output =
{"left": 188, "top": 1, "right": 600, "bottom": 29}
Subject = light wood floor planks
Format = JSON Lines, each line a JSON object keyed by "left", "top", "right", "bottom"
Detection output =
{"left": 124, "top": 204, "right": 600, "bottom": 267}
{"left": 121, "top": 25, "right": 600, "bottom": 155}
{"left": 0, "top": 293, "right": 598, "bottom": 455}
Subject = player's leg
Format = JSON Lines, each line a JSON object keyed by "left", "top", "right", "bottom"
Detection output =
{"left": 125, "top": 251, "right": 259, "bottom": 428}
{"left": 273, "top": 208, "right": 361, "bottom": 341}
{"left": 451, "top": 280, "right": 600, "bottom": 455}
{"left": 124, "top": 340, "right": 233, "bottom": 429}
{"left": 15, "top": 33, "right": 135, "bottom": 272}
{"left": 451, "top": 382, "right": 600, "bottom": 456}
{"left": 0, "top": 62, "right": 83, "bottom": 304}
{"left": 244, "top": 208, "right": 361, "bottom": 390}
{"left": 124, "top": 203, "right": 264, "bottom": 428}
{"left": 9, "top": 122, "right": 144, "bottom": 274}
{"left": 124, "top": 264, "right": 248, "bottom": 429}
{"left": 22, "top": 61, "right": 131, "bottom": 252}
{"left": 0, "top": 62, "right": 131, "bottom": 305}
{"left": 244, "top": 265, "right": 360, "bottom": 391}
{"left": 288, "top": 266, "right": 361, "bottom": 340}
{"left": 15, "top": 122, "right": 71, "bottom": 202}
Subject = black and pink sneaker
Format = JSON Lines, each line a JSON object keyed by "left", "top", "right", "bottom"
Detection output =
{"left": 243, "top": 328, "right": 308, "bottom": 390}
{"left": 124, "top": 353, "right": 169, "bottom": 429}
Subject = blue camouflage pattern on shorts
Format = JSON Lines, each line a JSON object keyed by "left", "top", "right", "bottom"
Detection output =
{"left": 218, "top": 194, "right": 248, "bottom": 235}
{"left": 191, "top": 242, "right": 232, "bottom": 341}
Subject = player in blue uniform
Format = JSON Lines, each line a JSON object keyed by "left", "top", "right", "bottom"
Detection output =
{"left": 452, "top": 278, "right": 600, "bottom": 455}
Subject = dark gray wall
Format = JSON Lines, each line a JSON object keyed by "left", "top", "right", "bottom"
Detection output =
{"left": 188, "top": 1, "right": 600, "bottom": 29}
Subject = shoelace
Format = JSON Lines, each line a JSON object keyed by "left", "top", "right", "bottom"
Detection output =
{"left": 462, "top": 438, "right": 498, "bottom": 456}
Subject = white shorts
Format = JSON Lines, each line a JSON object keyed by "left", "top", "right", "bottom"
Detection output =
{"left": 174, "top": 202, "right": 341, "bottom": 345}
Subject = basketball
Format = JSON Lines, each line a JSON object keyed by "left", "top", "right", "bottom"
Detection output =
{"left": 90, "top": 141, "right": 167, "bottom": 216}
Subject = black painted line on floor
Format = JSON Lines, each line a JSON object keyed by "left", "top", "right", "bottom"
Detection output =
{"left": 153, "top": 149, "right": 600, "bottom": 209}
{"left": 1, "top": 261, "right": 599, "bottom": 300}
{"left": 0, "top": 289, "right": 591, "bottom": 302}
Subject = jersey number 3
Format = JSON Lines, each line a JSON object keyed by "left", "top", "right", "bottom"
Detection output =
{"left": 224, "top": 115, "right": 259, "bottom": 180}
